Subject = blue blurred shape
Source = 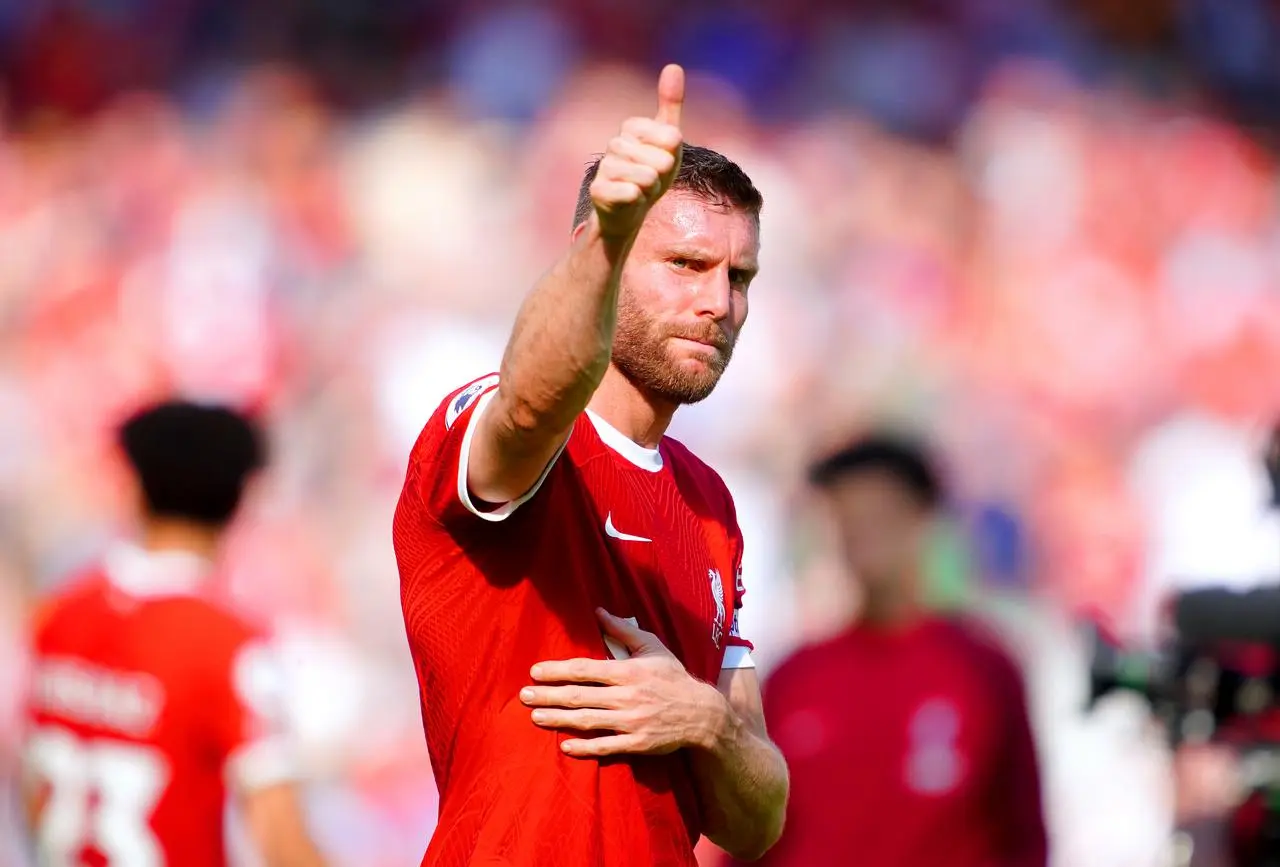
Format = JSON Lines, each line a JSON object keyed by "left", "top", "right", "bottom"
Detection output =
{"left": 970, "top": 502, "right": 1027, "bottom": 590}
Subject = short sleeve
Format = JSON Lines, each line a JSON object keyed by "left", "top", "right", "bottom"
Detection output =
{"left": 404, "top": 374, "right": 565, "bottom": 529}
{"left": 722, "top": 555, "right": 755, "bottom": 670}
{"left": 211, "top": 638, "right": 298, "bottom": 793}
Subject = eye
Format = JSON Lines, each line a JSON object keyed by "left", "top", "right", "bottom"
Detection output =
{"left": 670, "top": 257, "right": 692, "bottom": 270}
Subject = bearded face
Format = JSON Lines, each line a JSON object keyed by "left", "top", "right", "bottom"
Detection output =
{"left": 607, "top": 190, "right": 759, "bottom": 406}
{"left": 611, "top": 290, "right": 735, "bottom": 405}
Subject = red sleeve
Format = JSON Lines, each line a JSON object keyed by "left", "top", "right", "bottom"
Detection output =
{"left": 990, "top": 656, "right": 1048, "bottom": 867}
{"left": 403, "top": 374, "right": 565, "bottom": 531}
{"left": 208, "top": 633, "right": 297, "bottom": 793}
{"left": 718, "top": 481, "right": 753, "bottom": 664}
{"left": 725, "top": 557, "right": 754, "bottom": 653}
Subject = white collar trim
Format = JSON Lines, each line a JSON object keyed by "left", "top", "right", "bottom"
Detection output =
{"left": 585, "top": 409, "right": 663, "bottom": 472}
{"left": 104, "top": 543, "right": 210, "bottom": 599}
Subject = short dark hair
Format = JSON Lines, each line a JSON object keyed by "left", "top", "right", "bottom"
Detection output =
{"left": 808, "top": 434, "right": 944, "bottom": 510}
{"left": 572, "top": 143, "right": 763, "bottom": 229}
{"left": 119, "top": 400, "right": 266, "bottom": 527}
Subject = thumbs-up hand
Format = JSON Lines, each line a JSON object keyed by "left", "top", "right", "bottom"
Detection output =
{"left": 590, "top": 64, "right": 685, "bottom": 241}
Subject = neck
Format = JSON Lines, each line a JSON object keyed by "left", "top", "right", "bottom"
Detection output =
{"left": 588, "top": 365, "right": 678, "bottom": 449}
{"left": 858, "top": 573, "right": 922, "bottom": 629}
{"left": 139, "top": 518, "right": 222, "bottom": 561}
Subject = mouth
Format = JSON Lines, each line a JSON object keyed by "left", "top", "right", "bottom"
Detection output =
{"left": 671, "top": 336, "right": 726, "bottom": 355}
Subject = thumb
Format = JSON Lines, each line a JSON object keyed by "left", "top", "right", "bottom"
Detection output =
{"left": 654, "top": 63, "right": 684, "bottom": 129}
{"left": 598, "top": 608, "right": 661, "bottom": 655}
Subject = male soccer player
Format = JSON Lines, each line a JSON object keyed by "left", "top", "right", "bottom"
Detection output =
{"left": 22, "top": 401, "right": 327, "bottom": 867}
{"left": 393, "top": 64, "right": 789, "bottom": 866}
{"left": 739, "top": 435, "right": 1047, "bottom": 867}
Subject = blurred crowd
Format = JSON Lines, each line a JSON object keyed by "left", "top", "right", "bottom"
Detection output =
{"left": 6, "top": 0, "right": 1280, "bottom": 134}
{"left": 4, "top": 1, "right": 1280, "bottom": 866}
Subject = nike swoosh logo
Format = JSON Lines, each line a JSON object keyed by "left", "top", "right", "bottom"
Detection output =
{"left": 604, "top": 513, "right": 652, "bottom": 543}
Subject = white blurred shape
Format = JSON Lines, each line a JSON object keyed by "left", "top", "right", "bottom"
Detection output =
{"left": 371, "top": 313, "right": 507, "bottom": 461}
{"left": 272, "top": 622, "right": 371, "bottom": 778}
{"left": 344, "top": 114, "right": 498, "bottom": 302}
{"left": 160, "top": 189, "right": 276, "bottom": 407}
{"left": 973, "top": 109, "right": 1083, "bottom": 254}
{"left": 1127, "top": 413, "right": 1280, "bottom": 641}
{"left": 1161, "top": 230, "right": 1269, "bottom": 350}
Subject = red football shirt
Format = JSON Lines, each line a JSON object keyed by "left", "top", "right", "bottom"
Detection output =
{"left": 23, "top": 545, "right": 295, "bottom": 867}
{"left": 744, "top": 617, "right": 1047, "bottom": 867}
{"left": 394, "top": 375, "right": 755, "bottom": 867}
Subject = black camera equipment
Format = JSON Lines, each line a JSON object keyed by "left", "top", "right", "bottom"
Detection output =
{"left": 1085, "top": 587, "right": 1280, "bottom": 866}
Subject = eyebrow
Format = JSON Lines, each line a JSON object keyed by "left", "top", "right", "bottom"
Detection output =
{"left": 667, "top": 248, "right": 759, "bottom": 275}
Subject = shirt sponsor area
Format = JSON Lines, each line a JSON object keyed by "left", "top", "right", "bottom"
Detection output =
{"left": 32, "top": 658, "right": 164, "bottom": 736}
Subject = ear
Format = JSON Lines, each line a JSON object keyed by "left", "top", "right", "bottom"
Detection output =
{"left": 571, "top": 219, "right": 589, "bottom": 242}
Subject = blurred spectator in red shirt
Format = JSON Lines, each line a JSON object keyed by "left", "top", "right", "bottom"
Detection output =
{"left": 737, "top": 434, "right": 1048, "bottom": 867}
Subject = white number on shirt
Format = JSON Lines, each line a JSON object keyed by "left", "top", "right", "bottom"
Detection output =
{"left": 27, "top": 726, "right": 169, "bottom": 866}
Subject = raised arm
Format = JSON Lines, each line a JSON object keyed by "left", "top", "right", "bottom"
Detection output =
{"left": 467, "top": 65, "right": 686, "bottom": 505}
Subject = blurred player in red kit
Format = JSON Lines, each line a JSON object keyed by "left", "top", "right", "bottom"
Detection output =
{"left": 22, "top": 401, "right": 327, "bottom": 867}
{"left": 736, "top": 435, "right": 1047, "bottom": 867}
{"left": 393, "top": 64, "right": 789, "bottom": 866}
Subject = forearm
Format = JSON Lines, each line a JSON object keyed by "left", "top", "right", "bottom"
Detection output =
{"left": 691, "top": 689, "right": 789, "bottom": 861}
{"left": 20, "top": 775, "right": 44, "bottom": 861}
{"left": 245, "top": 783, "right": 328, "bottom": 867}
{"left": 261, "top": 836, "right": 327, "bottom": 867}
{"left": 497, "top": 217, "right": 631, "bottom": 436}
{"left": 19, "top": 770, "right": 41, "bottom": 839}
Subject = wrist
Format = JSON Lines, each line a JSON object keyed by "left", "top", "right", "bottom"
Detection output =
{"left": 586, "top": 211, "right": 641, "bottom": 252}
{"left": 691, "top": 681, "right": 737, "bottom": 753}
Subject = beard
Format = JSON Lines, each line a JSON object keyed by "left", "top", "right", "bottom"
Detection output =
{"left": 611, "top": 292, "right": 735, "bottom": 406}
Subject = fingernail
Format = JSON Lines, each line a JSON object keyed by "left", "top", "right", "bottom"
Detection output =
{"left": 560, "top": 740, "right": 573, "bottom": 753}
{"left": 531, "top": 710, "right": 546, "bottom": 723}
{"left": 597, "top": 608, "right": 611, "bottom": 618}
{"left": 530, "top": 665, "right": 543, "bottom": 679}
{"left": 520, "top": 688, "right": 535, "bottom": 703}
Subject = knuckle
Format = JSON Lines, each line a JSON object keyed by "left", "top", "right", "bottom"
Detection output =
{"left": 597, "top": 155, "right": 624, "bottom": 178}
{"left": 621, "top": 116, "right": 650, "bottom": 136}
{"left": 649, "top": 152, "right": 675, "bottom": 175}
{"left": 593, "top": 180, "right": 640, "bottom": 205}
{"left": 637, "top": 122, "right": 679, "bottom": 149}
{"left": 588, "top": 177, "right": 611, "bottom": 198}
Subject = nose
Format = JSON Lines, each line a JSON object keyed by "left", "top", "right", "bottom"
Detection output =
{"left": 692, "top": 270, "right": 732, "bottom": 322}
